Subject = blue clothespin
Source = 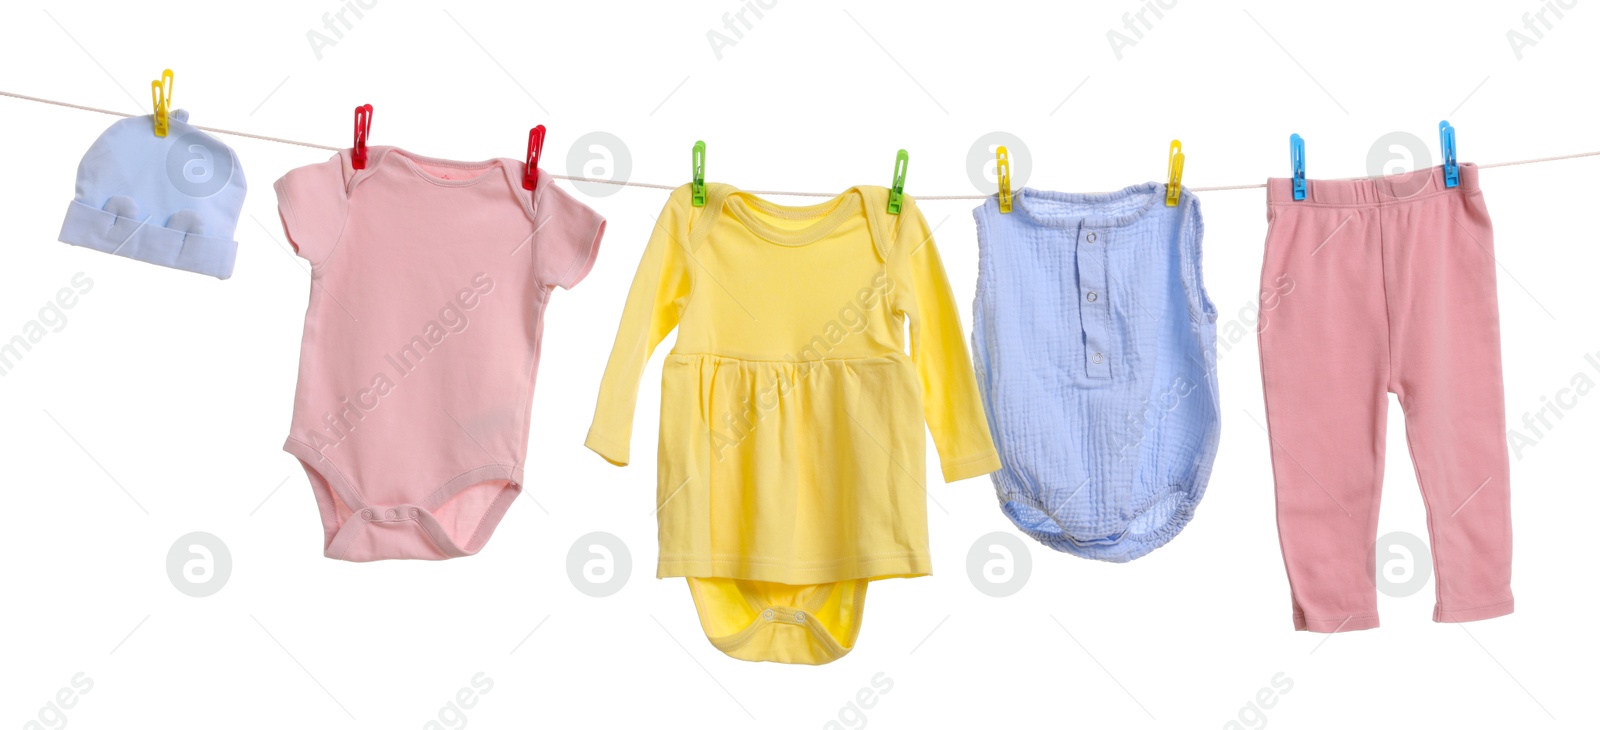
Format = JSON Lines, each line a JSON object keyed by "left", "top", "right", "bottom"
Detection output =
{"left": 1439, "top": 120, "right": 1459, "bottom": 188}
{"left": 1289, "top": 133, "right": 1306, "bottom": 201}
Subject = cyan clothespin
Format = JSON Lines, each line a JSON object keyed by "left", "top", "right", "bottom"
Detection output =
{"left": 1290, "top": 133, "right": 1306, "bottom": 201}
{"left": 1439, "top": 120, "right": 1459, "bottom": 188}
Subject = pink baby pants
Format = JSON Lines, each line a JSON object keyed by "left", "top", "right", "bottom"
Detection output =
{"left": 1258, "top": 163, "right": 1513, "bottom": 632}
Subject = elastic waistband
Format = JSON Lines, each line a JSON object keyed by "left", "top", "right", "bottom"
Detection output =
{"left": 1266, "top": 163, "right": 1479, "bottom": 206}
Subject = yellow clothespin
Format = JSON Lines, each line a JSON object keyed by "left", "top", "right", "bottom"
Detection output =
{"left": 996, "top": 145, "right": 1013, "bottom": 213}
{"left": 151, "top": 69, "right": 173, "bottom": 137}
{"left": 1165, "top": 139, "right": 1184, "bottom": 206}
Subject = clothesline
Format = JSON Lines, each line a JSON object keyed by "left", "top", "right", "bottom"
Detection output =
{"left": 6, "top": 89, "right": 1599, "bottom": 199}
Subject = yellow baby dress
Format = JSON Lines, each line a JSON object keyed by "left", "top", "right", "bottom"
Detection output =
{"left": 586, "top": 183, "right": 1000, "bottom": 664}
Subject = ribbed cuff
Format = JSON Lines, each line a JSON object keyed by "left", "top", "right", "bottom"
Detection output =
{"left": 941, "top": 450, "right": 1002, "bottom": 482}
{"left": 1434, "top": 598, "right": 1514, "bottom": 624}
{"left": 584, "top": 428, "right": 629, "bottom": 467}
{"left": 1293, "top": 612, "right": 1380, "bottom": 633}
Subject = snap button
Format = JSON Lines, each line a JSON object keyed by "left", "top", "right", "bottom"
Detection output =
{"left": 361, "top": 509, "right": 374, "bottom": 521}
{"left": 385, "top": 509, "right": 397, "bottom": 520}
{"left": 1092, "top": 353, "right": 1104, "bottom": 364}
{"left": 1086, "top": 291, "right": 1098, "bottom": 302}
{"left": 1086, "top": 232, "right": 1098, "bottom": 243}
{"left": 762, "top": 609, "right": 775, "bottom": 620}
{"left": 410, "top": 508, "right": 420, "bottom": 518}
{"left": 793, "top": 611, "right": 806, "bottom": 623}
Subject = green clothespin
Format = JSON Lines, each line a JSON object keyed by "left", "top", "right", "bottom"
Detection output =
{"left": 691, "top": 140, "right": 707, "bottom": 207}
{"left": 887, "top": 149, "right": 908, "bottom": 215}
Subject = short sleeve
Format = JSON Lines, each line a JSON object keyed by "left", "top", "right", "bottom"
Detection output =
{"left": 533, "top": 182, "right": 607, "bottom": 290}
{"left": 273, "top": 156, "right": 350, "bottom": 268}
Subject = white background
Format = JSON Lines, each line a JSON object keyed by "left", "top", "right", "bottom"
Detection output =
{"left": 2, "top": 1, "right": 1596, "bottom": 728}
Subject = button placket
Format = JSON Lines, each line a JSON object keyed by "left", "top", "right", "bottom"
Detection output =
{"left": 1076, "top": 227, "right": 1112, "bottom": 379}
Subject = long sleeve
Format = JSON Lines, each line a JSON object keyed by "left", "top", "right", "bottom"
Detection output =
{"left": 585, "top": 189, "right": 694, "bottom": 466}
{"left": 897, "top": 199, "right": 1003, "bottom": 482}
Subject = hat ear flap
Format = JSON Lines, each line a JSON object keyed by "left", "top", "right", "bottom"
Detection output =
{"left": 104, "top": 194, "right": 140, "bottom": 219}
{"left": 167, "top": 209, "right": 206, "bottom": 236}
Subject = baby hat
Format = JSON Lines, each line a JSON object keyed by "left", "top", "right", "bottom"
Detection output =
{"left": 58, "top": 110, "right": 246, "bottom": 279}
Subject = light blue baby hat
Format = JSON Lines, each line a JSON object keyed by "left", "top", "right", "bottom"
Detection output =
{"left": 58, "top": 109, "right": 246, "bottom": 279}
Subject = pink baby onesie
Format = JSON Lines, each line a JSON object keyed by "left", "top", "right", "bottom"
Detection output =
{"left": 275, "top": 147, "right": 604, "bottom": 561}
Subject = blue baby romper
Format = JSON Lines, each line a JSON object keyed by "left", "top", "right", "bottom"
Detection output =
{"left": 971, "top": 184, "right": 1220, "bottom": 562}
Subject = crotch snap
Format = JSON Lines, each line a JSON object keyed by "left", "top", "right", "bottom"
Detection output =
{"left": 758, "top": 605, "right": 810, "bottom": 624}
{"left": 358, "top": 505, "right": 422, "bottom": 523}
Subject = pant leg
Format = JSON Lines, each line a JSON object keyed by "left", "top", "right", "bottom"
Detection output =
{"left": 1258, "top": 196, "right": 1390, "bottom": 632}
{"left": 1383, "top": 174, "right": 1514, "bottom": 623}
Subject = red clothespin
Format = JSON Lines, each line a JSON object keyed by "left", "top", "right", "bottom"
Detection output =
{"left": 523, "top": 125, "right": 546, "bottom": 190}
{"left": 352, "top": 104, "right": 373, "bottom": 170}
